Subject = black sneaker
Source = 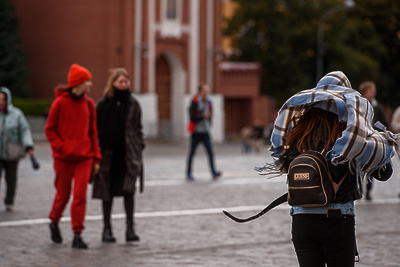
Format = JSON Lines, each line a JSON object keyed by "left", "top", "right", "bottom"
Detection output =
{"left": 72, "top": 234, "right": 88, "bottom": 249}
{"left": 49, "top": 223, "right": 62, "bottom": 244}
{"left": 186, "top": 174, "right": 195, "bottom": 182}
{"left": 212, "top": 171, "right": 222, "bottom": 180}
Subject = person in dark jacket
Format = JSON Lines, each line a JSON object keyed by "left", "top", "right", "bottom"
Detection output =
{"left": 92, "top": 68, "right": 145, "bottom": 243}
{"left": 358, "top": 81, "right": 387, "bottom": 200}
{"left": 186, "top": 83, "right": 221, "bottom": 181}
{"left": 45, "top": 64, "right": 101, "bottom": 249}
{"left": 270, "top": 71, "right": 395, "bottom": 267}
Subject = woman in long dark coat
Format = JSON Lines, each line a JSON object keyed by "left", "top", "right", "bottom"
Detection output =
{"left": 92, "top": 68, "right": 145, "bottom": 243}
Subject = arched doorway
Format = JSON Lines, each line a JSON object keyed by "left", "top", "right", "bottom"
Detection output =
{"left": 156, "top": 55, "right": 172, "bottom": 139}
{"left": 155, "top": 52, "right": 186, "bottom": 139}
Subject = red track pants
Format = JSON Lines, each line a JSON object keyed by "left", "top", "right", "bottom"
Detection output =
{"left": 49, "top": 158, "right": 93, "bottom": 233}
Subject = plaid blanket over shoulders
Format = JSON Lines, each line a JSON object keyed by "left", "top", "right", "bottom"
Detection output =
{"left": 269, "top": 71, "right": 398, "bottom": 181}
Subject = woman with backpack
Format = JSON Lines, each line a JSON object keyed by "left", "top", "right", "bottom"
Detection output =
{"left": 270, "top": 71, "right": 395, "bottom": 266}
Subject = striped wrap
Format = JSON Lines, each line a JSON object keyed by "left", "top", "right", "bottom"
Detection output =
{"left": 270, "top": 71, "right": 399, "bottom": 182}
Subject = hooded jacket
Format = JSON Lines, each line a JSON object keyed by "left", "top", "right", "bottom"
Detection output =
{"left": 45, "top": 89, "right": 101, "bottom": 162}
{"left": 0, "top": 87, "right": 34, "bottom": 160}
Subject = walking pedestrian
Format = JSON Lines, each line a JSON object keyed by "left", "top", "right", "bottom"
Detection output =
{"left": 45, "top": 64, "right": 101, "bottom": 249}
{"left": 252, "top": 119, "right": 265, "bottom": 153}
{"left": 358, "top": 81, "right": 387, "bottom": 126}
{"left": 240, "top": 125, "right": 252, "bottom": 153}
{"left": 0, "top": 87, "right": 35, "bottom": 212}
{"left": 389, "top": 105, "right": 400, "bottom": 198}
{"left": 390, "top": 105, "right": 400, "bottom": 134}
{"left": 358, "top": 81, "right": 387, "bottom": 200}
{"left": 186, "top": 83, "right": 221, "bottom": 181}
{"left": 269, "top": 71, "right": 395, "bottom": 266}
{"left": 92, "top": 68, "right": 144, "bottom": 243}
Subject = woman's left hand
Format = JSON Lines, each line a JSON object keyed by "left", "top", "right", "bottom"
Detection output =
{"left": 92, "top": 163, "right": 100, "bottom": 176}
{"left": 26, "top": 149, "right": 34, "bottom": 157}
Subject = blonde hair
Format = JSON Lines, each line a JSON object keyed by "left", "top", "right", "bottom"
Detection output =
{"left": 104, "top": 68, "right": 131, "bottom": 98}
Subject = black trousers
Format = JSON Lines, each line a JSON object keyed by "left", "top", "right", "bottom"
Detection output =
{"left": 102, "top": 193, "right": 134, "bottom": 225}
{"left": 0, "top": 160, "right": 19, "bottom": 206}
{"left": 292, "top": 214, "right": 356, "bottom": 267}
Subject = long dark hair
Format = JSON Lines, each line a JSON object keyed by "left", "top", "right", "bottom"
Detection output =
{"left": 284, "top": 107, "right": 346, "bottom": 154}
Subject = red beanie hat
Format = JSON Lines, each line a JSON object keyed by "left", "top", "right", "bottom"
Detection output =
{"left": 67, "top": 64, "right": 92, "bottom": 88}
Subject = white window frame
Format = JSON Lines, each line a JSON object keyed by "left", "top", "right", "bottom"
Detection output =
{"left": 157, "top": 0, "right": 185, "bottom": 38}
{"left": 162, "top": 0, "right": 182, "bottom": 23}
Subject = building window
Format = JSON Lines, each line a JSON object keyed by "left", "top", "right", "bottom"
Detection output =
{"left": 163, "top": 0, "right": 181, "bottom": 23}
{"left": 159, "top": 0, "right": 182, "bottom": 37}
{"left": 166, "top": 0, "right": 177, "bottom": 19}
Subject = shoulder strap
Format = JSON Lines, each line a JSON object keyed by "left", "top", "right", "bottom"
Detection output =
{"left": 223, "top": 193, "right": 288, "bottom": 223}
{"left": 85, "top": 98, "right": 93, "bottom": 136}
{"left": 332, "top": 171, "right": 349, "bottom": 193}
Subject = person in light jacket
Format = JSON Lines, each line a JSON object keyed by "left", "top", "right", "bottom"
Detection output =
{"left": 390, "top": 106, "right": 400, "bottom": 133}
{"left": 0, "top": 87, "right": 35, "bottom": 212}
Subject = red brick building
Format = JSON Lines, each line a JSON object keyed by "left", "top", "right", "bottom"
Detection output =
{"left": 13, "top": 0, "right": 275, "bottom": 141}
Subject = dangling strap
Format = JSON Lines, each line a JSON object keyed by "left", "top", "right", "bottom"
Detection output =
{"left": 85, "top": 98, "right": 93, "bottom": 138}
{"left": 332, "top": 171, "right": 349, "bottom": 193}
{"left": 354, "top": 237, "right": 360, "bottom": 262}
{"left": 223, "top": 193, "right": 288, "bottom": 223}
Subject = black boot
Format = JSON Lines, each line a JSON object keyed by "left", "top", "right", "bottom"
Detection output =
{"left": 126, "top": 219, "right": 140, "bottom": 242}
{"left": 72, "top": 233, "right": 88, "bottom": 249}
{"left": 102, "top": 201, "right": 116, "bottom": 242}
{"left": 102, "top": 224, "right": 116, "bottom": 243}
{"left": 49, "top": 222, "right": 62, "bottom": 244}
{"left": 124, "top": 194, "right": 139, "bottom": 242}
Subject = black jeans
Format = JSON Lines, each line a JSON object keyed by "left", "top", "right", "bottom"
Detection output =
{"left": 0, "top": 160, "right": 19, "bottom": 206}
{"left": 292, "top": 214, "right": 356, "bottom": 267}
{"left": 186, "top": 133, "right": 216, "bottom": 176}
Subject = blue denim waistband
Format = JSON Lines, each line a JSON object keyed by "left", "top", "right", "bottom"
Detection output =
{"left": 290, "top": 201, "right": 355, "bottom": 216}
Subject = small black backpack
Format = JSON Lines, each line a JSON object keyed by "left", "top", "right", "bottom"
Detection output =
{"left": 223, "top": 150, "right": 347, "bottom": 223}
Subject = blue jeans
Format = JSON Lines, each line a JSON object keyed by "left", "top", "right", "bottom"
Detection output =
{"left": 186, "top": 133, "right": 216, "bottom": 176}
{"left": 292, "top": 214, "right": 356, "bottom": 267}
{"left": 291, "top": 201, "right": 355, "bottom": 216}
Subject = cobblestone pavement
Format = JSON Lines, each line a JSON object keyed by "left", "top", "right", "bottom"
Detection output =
{"left": 0, "top": 140, "right": 400, "bottom": 266}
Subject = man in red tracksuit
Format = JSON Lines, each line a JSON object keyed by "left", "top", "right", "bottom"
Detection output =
{"left": 45, "top": 64, "right": 101, "bottom": 249}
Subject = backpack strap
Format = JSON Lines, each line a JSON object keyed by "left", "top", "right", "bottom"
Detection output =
{"left": 85, "top": 98, "right": 93, "bottom": 136}
{"left": 223, "top": 193, "right": 288, "bottom": 223}
{"left": 332, "top": 171, "right": 349, "bottom": 193}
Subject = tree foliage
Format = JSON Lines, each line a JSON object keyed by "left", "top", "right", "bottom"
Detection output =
{"left": 224, "top": 0, "right": 400, "bottom": 107}
{"left": 0, "top": 0, "right": 30, "bottom": 98}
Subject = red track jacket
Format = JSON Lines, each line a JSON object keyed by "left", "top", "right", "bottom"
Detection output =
{"left": 45, "top": 90, "right": 101, "bottom": 163}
